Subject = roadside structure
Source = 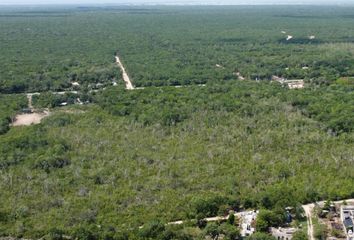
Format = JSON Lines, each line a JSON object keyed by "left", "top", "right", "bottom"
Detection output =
{"left": 341, "top": 205, "right": 354, "bottom": 240}
{"left": 270, "top": 227, "right": 297, "bottom": 240}
{"left": 166, "top": 210, "right": 258, "bottom": 238}
{"left": 286, "top": 80, "right": 305, "bottom": 89}
{"left": 271, "top": 75, "right": 304, "bottom": 89}
{"left": 240, "top": 210, "right": 258, "bottom": 237}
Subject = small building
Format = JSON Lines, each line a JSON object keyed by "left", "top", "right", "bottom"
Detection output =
{"left": 240, "top": 210, "right": 258, "bottom": 237}
{"left": 344, "top": 218, "right": 353, "bottom": 232}
{"left": 341, "top": 205, "right": 354, "bottom": 240}
{"left": 271, "top": 76, "right": 304, "bottom": 89}
{"left": 21, "top": 108, "right": 33, "bottom": 114}
{"left": 286, "top": 80, "right": 304, "bottom": 89}
{"left": 270, "top": 227, "right": 297, "bottom": 240}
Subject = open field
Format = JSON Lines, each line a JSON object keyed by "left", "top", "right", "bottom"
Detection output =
{"left": 11, "top": 111, "right": 49, "bottom": 126}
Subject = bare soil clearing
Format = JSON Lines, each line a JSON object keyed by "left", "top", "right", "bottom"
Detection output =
{"left": 11, "top": 93, "right": 49, "bottom": 126}
{"left": 12, "top": 111, "right": 50, "bottom": 126}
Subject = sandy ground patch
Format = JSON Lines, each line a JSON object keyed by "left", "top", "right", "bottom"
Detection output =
{"left": 12, "top": 111, "right": 50, "bottom": 126}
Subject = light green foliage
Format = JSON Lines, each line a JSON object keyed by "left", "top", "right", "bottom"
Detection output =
{"left": 314, "top": 223, "right": 327, "bottom": 240}
{"left": 0, "top": 81, "right": 353, "bottom": 238}
{"left": 292, "top": 230, "right": 308, "bottom": 240}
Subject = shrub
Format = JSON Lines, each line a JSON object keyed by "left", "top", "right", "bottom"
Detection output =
{"left": 245, "top": 232, "right": 276, "bottom": 240}
{"left": 292, "top": 230, "right": 307, "bottom": 240}
{"left": 139, "top": 220, "right": 165, "bottom": 239}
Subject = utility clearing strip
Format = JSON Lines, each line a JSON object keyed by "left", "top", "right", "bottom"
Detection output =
{"left": 115, "top": 55, "right": 134, "bottom": 90}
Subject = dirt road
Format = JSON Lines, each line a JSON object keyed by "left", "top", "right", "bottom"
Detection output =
{"left": 27, "top": 94, "right": 33, "bottom": 109}
{"left": 303, "top": 203, "right": 315, "bottom": 240}
{"left": 26, "top": 93, "right": 40, "bottom": 109}
{"left": 115, "top": 55, "right": 134, "bottom": 90}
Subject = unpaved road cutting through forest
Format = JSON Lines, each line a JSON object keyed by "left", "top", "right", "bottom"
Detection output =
{"left": 115, "top": 55, "right": 134, "bottom": 90}
{"left": 303, "top": 204, "right": 315, "bottom": 240}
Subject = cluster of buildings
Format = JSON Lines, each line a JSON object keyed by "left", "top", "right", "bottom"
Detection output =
{"left": 272, "top": 75, "right": 305, "bottom": 89}
{"left": 270, "top": 227, "right": 297, "bottom": 240}
{"left": 239, "top": 210, "right": 258, "bottom": 237}
{"left": 315, "top": 202, "right": 354, "bottom": 240}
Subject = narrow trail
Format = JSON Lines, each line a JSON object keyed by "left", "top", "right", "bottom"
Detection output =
{"left": 26, "top": 93, "right": 40, "bottom": 110}
{"left": 27, "top": 94, "right": 33, "bottom": 110}
{"left": 167, "top": 212, "right": 243, "bottom": 226}
{"left": 115, "top": 55, "right": 134, "bottom": 90}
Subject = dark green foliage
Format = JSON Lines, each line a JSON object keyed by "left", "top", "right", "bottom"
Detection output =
{"left": 139, "top": 221, "right": 165, "bottom": 239}
{"left": 32, "top": 92, "right": 92, "bottom": 109}
{"left": 95, "top": 82, "right": 286, "bottom": 127}
{"left": 245, "top": 232, "right": 276, "bottom": 240}
{"left": 227, "top": 213, "right": 235, "bottom": 225}
{"left": 256, "top": 210, "right": 286, "bottom": 232}
{"left": 203, "top": 222, "right": 220, "bottom": 239}
{"left": 219, "top": 223, "right": 241, "bottom": 240}
{"left": 0, "top": 94, "right": 27, "bottom": 134}
{"left": 34, "top": 156, "right": 70, "bottom": 173}
{"left": 203, "top": 222, "right": 241, "bottom": 240}
{"left": 2, "top": 6, "right": 354, "bottom": 93}
{"left": 192, "top": 196, "right": 232, "bottom": 218}
{"left": 71, "top": 225, "right": 99, "bottom": 240}
{"left": 47, "top": 228, "right": 66, "bottom": 240}
{"left": 0, "top": 117, "right": 10, "bottom": 135}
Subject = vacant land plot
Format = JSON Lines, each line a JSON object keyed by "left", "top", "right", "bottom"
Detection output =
{"left": 11, "top": 111, "right": 49, "bottom": 126}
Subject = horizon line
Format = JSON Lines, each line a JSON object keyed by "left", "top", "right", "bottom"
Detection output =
{"left": 1, "top": 2, "right": 354, "bottom": 6}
